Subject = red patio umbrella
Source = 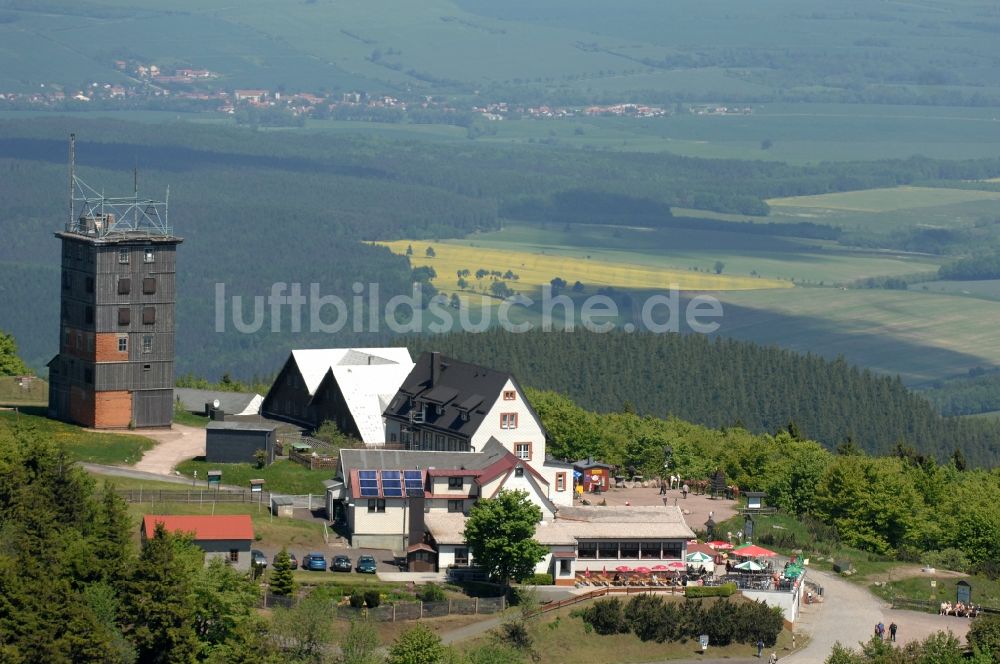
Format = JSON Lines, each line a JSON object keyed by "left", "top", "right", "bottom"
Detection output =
{"left": 584, "top": 568, "right": 591, "bottom": 577}
{"left": 707, "top": 540, "right": 734, "bottom": 550}
{"left": 667, "top": 561, "right": 686, "bottom": 569}
{"left": 651, "top": 564, "right": 669, "bottom": 571}
{"left": 634, "top": 566, "right": 652, "bottom": 574}
{"left": 733, "top": 544, "right": 776, "bottom": 557}
{"left": 615, "top": 565, "right": 632, "bottom": 573}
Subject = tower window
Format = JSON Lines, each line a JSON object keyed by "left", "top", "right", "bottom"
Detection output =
{"left": 118, "top": 248, "right": 129, "bottom": 264}
{"left": 118, "top": 308, "right": 130, "bottom": 326}
{"left": 84, "top": 368, "right": 93, "bottom": 385}
{"left": 144, "top": 248, "right": 155, "bottom": 263}
{"left": 142, "top": 364, "right": 151, "bottom": 372}
{"left": 85, "top": 306, "right": 94, "bottom": 325}
{"left": 85, "top": 277, "right": 94, "bottom": 294}
{"left": 142, "top": 335, "right": 153, "bottom": 353}
{"left": 62, "top": 272, "right": 71, "bottom": 290}
{"left": 118, "top": 336, "right": 128, "bottom": 353}
{"left": 142, "top": 307, "right": 155, "bottom": 325}
{"left": 118, "top": 278, "right": 131, "bottom": 295}
{"left": 142, "top": 277, "right": 156, "bottom": 295}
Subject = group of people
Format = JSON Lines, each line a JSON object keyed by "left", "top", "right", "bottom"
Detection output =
{"left": 874, "top": 621, "right": 898, "bottom": 642}
{"left": 939, "top": 601, "right": 979, "bottom": 617}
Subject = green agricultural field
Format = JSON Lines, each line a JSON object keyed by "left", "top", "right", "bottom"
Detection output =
{"left": 0, "top": 408, "right": 154, "bottom": 465}
{"left": 711, "top": 288, "right": 1000, "bottom": 384}
{"left": 764, "top": 187, "right": 1000, "bottom": 232}
{"left": 767, "top": 186, "right": 1000, "bottom": 213}
{"left": 910, "top": 279, "right": 1000, "bottom": 302}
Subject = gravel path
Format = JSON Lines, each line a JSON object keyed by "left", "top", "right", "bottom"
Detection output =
{"left": 129, "top": 423, "right": 206, "bottom": 474}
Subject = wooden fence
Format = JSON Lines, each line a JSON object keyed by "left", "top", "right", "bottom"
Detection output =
{"left": 288, "top": 450, "right": 339, "bottom": 471}
{"left": 259, "top": 593, "right": 506, "bottom": 620}
{"left": 116, "top": 488, "right": 272, "bottom": 505}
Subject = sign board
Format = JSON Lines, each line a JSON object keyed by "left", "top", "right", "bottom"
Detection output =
{"left": 207, "top": 470, "right": 222, "bottom": 487}
{"left": 699, "top": 634, "right": 709, "bottom": 651}
{"left": 249, "top": 479, "right": 265, "bottom": 494}
{"left": 957, "top": 580, "right": 972, "bottom": 605}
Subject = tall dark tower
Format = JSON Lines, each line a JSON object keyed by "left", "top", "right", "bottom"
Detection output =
{"left": 48, "top": 135, "right": 182, "bottom": 428}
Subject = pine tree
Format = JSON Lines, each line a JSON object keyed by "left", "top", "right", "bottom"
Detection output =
{"left": 124, "top": 523, "right": 200, "bottom": 662}
{"left": 270, "top": 547, "right": 295, "bottom": 597}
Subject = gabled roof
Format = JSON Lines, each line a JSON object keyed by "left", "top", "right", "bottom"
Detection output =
{"left": 317, "top": 361, "right": 415, "bottom": 445}
{"left": 573, "top": 457, "right": 613, "bottom": 470}
{"left": 142, "top": 515, "right": 253, "bottom": 541}
{"left": 384, "top": 352, "right": 513, "bottom": 438}
{"left": 289, "top": 347, "right": 413, "bottom": 396}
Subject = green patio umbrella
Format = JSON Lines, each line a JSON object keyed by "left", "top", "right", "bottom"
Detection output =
{"left": 686, "top": 551, "right": 713, "bottom": 564}
{"left": 734, "top": 560, "right": 765, "bottom": 572}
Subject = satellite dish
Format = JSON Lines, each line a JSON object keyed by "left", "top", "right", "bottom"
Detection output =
{"left": 212, "top": 399, "right": 221, "bottom": 409}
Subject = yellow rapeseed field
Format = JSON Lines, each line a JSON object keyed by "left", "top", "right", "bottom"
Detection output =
{"left": 376, "top": 240, "right": 790, "bottom": 292}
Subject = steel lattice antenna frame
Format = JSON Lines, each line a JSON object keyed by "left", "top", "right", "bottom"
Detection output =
{"left": 67, "top": 133, "right": 172, "bottom": 238}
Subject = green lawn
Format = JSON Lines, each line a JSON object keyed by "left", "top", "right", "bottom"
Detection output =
{"left": 0, "top": 376, "right": 47, "bottom": 406}
{"left": 767, "top": 186, "right": 1000, "bottom": 213}
{"left": 172, "top": 409, "right": 210, "bottom": 428}
{"left": 176, "top": 458, "right": 334, "bottom": 494}
{"left": 0, "top": 409, "right": 154, "bottom": 465}
{"left": 870, "top": 573, "right": 1000, "bottom": 610}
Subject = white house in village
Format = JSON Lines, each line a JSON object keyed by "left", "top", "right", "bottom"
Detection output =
{"left": 326, "top": 350, "right": 696, "bottom": 583}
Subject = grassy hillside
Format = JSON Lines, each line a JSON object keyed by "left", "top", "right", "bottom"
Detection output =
{"left": 0, "top": 376, "right": 46, "bottom": 406}
{"left": 0, "top": 408, "right": 154, "bottom": 465}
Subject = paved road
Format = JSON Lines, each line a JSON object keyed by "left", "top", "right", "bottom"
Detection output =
{"left": 781, "top": 569, "right": 885, "bottom": 663}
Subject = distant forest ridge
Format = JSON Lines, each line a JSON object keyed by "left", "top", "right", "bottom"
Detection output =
{"left": 409, "top": 329, "right": 1000, "bottom": 467}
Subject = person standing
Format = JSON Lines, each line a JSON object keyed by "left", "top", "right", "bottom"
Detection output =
{"left": 889, "top": 622, "right": 897, "bottom": 642}
{"left": 757, "top": 638, "right": 764, "bottom": 658}
{"left": 659, "top": 479, "right": 667, "bottom": 495}
{"left": 682, "top": 483, "right": 689, "bottom": 499}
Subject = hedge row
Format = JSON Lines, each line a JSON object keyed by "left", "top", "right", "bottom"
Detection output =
{"left": 579, "top": 594, "right": 783, "bottom": 646}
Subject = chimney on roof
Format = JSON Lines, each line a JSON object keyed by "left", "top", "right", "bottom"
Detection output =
{"left": 430, "top": 351, "right": 441, "bottom": 387}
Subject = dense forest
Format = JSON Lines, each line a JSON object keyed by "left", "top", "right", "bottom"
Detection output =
{"left": 410, "top": 329, "right": 1000, "bottom": 466}
{"left": 939, "top": 251, "right": 1000, "bottom": 280}
{"left": 919, "top": 369, "right": 1000, "bottom": 417}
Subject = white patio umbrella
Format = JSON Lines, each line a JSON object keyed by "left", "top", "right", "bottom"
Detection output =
{"left": 686, "top": 551, "right": 713, "bottom": 564}
{"left": 734, "top": 560, "right": 765, "bottom": 572}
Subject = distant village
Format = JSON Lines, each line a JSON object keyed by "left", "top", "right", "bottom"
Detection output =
{"left": 0, "top": 58, "right": 753, "bottom": 122}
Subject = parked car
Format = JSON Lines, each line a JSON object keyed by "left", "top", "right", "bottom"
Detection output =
{"left": 356, "top": 555, "right": 378, "bottom": 574}
{"left": 331, "top": 554, "right": 352, "bottom": 572}
{"left": 302, "top": 553, "right": 327, "bottom": 571}
{"left": 273, "top": 552, "right": 298, "bottom": 570}
{"left": 251, "top": 550, "right": 268, "bottom": 569}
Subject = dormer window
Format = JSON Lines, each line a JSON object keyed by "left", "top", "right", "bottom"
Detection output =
{"left": 448, "top": 477, "right": 463, "bottom": 489}
{"left": 436, "top": 405, "right": 444, "bottom": 416}
{"left": 460, "top": 411, "right": 469, "bottom": 422}
{"left": 503, "top": 390, "right": 516, "bottom": 401}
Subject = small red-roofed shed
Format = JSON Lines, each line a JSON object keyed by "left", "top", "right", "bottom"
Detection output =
{"left": 142, "top": 515, "right": 254, "bottom": 570}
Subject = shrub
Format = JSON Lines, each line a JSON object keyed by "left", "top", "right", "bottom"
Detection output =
{"left": 524, "top": 573, "right": 553, "bottom": 586}
{"left": 581, "top": 598, "right": 628, "bottom": 635}
{"left": 624, "top": 593, "right": 669, "bottom": 642}
{"left": 921, "top": 548, "right": 971, "bottom": 573}
{"left": 419, "top": 583, "right": 446, "bottom": 602}
{"left": 364, "top": 590, "right": 381, "bottom": 608}
{"left": 968, "top": 614, "right": 1000, "bottom": 658}
{"left": 684, "top": 583, "right": 737, "bottom": 598}
{"left": 349, "top": 590, "right": 365, "bottom": 608}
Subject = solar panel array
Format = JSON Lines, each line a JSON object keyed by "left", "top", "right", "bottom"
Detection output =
{"left": 381, "top": 470, "right": 403, "bottom": 497}
{"left": 357, "top": 469, "right": 425, "bottom": 498}
{"left": 359, "top": 470, "right": 379, "bottom": 497}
